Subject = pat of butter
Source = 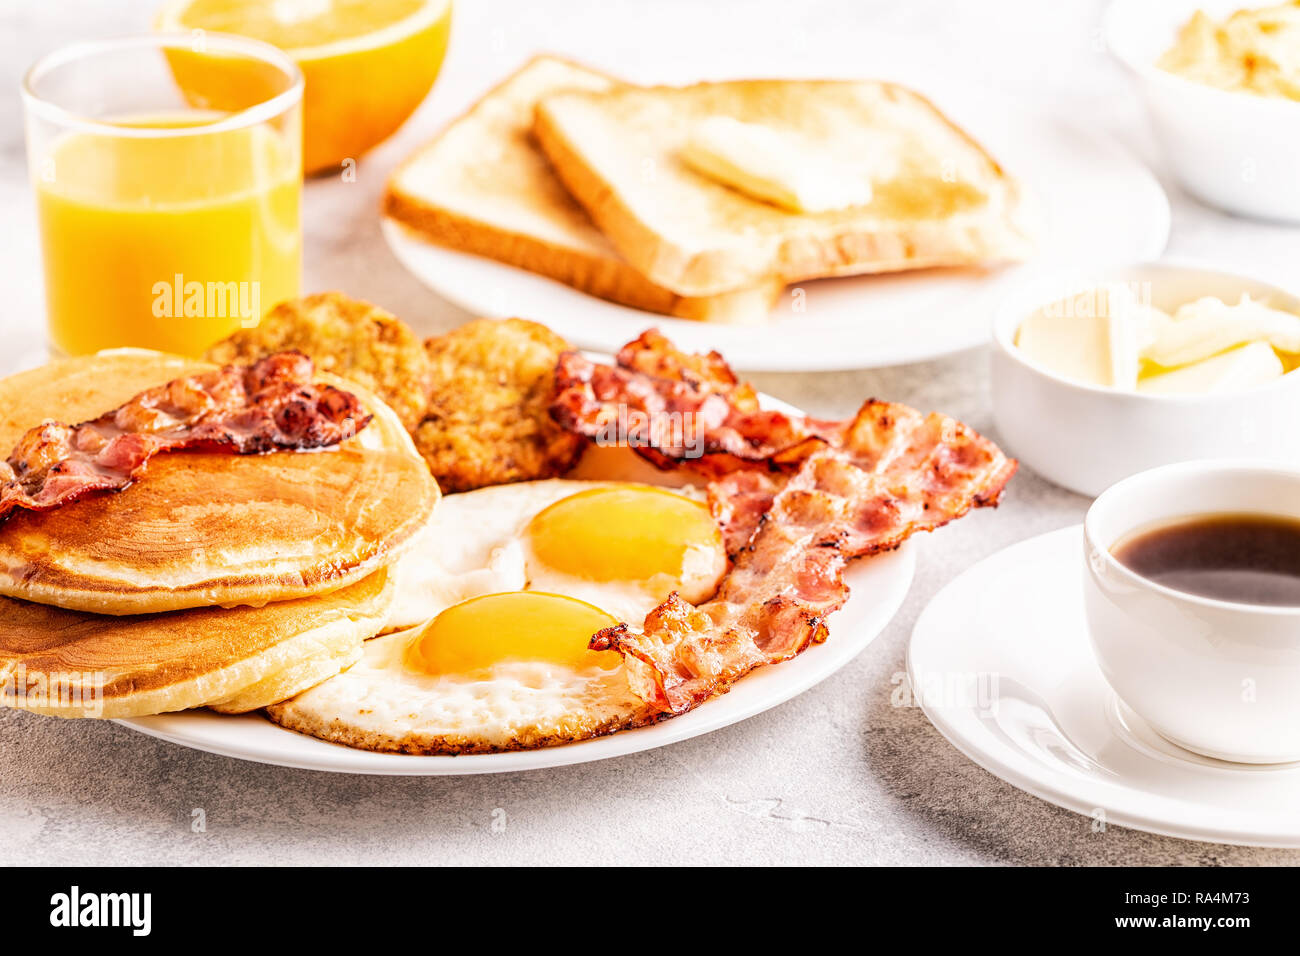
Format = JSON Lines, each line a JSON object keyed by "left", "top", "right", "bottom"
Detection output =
{"left": 1141, "top": 294, "right": 1300, "bottom": 367}
{"left": 1015, "top": 286, "right": 1156, "bottom": 389}
{"left": 680, "top": 116, "right": 872, "bottom": 214}
{"left": 1138, "top": 341, "right": 1284, "bottom": 394}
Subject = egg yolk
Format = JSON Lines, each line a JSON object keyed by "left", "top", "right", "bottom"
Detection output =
{"left": 524, "top": 485, "right": 725, "bottom": 599}
{"left": 405, "top": 591, "right": 622, "bottom": 676}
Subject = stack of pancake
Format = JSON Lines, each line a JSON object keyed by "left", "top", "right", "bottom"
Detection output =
{"left": 0, "top": 349, "right": 438, "bottom": 718}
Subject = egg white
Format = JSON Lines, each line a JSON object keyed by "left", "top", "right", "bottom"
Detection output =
{"left": 268, "top": 478, "right": 721, "bottom": 754}
{"left": 383, "top": 479, "right": 712, "bottom": 630}
{"left": 265, "top": 623, "right": 653, "bottom": 754}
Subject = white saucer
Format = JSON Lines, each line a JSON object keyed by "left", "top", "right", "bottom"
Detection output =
{"left": 908, "top": 525, "right": 1300, "bottom": 847}
{"left": 383, "top": 110, "right": 1169, "bottom": 372}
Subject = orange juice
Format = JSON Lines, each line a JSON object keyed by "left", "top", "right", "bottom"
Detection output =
{"left": 36, "top": 112, "right": 300, "bottom": 357}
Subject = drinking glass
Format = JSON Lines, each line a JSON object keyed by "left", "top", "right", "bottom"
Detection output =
{"left": 22, "top": 33, "right": 304, "bottom": 357}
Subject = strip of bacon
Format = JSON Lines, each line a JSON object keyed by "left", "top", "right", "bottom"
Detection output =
{"left": 592, "top": 400, "right": 1016, "bottom": 714}
{"left": 616, "top": 328, "right": 758, "bottom": 404}
{"left": 0, "top": 351, "right": 370, "bottom": 522}
{"left": 553, "top": 331, "right": 1016, "bottom": 715}
{"left": 552, "top": 329, "right": 840, "bottom": 476}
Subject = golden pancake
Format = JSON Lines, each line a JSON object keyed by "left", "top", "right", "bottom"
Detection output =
{"left": 207, "top": 634, "right": 364, "bottom": 714}
{"left": 0, "top": 350, "right": 438, "bottom": 614}
{"left": 0, "top": 567, "right": 392, "bottom": 718}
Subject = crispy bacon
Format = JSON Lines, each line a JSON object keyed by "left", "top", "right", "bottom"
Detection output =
{"left": 552, "top": 330, "right": 840, "bottom": 476}
{"left": 594, "top": 400, "right": 1016, "bottom": 713}
{"left": 0, "top": 352, "right": 370, "bottom": 522}
{"left": 616, "top": 328, "right": 757, "bottom": 402}
{"left": 707, "top": 469, "right": 785, "bottom": 556}
{"left": 555, "top": 331, "right": 1016, "bottom": 715}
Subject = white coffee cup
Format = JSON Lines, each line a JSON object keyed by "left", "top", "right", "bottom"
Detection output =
{"left": 1083, "top": 460, "right": 1300, "bottom": 763}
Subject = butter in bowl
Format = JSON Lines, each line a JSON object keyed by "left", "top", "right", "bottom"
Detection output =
{"left": 991, "top": 261, "right": 1300, "bottom": 496}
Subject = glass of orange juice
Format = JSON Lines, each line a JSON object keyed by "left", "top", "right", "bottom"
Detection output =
{"left": 22, "top": 33, "right": 303, "bottom": 358}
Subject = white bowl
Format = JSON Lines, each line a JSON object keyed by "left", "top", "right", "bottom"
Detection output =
{"left": 991, "top": 260, "right": 1300, "bottom": 497}
{"left": 1105, "top": 0, "right": 1300, "bottom": 222}
{"left": 1084, "top": 460, "right": 1300, "bottom": 763}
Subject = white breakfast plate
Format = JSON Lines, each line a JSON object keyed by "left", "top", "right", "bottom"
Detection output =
{"left": 115, "top": 387, "right": 915, "bottom": 774}
{"left": 382, "top": 110, "right": 1169, "bottom": 372}
{"left": 909, "top": 525, "right": 1300, "bottom": 847}
{"left": 118, "top": 544, "right": 913, "bottom": 774}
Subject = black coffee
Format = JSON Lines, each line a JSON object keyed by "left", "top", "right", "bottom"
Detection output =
{"left": 1111, "top": 513, "right": 1300, "bottom": 607}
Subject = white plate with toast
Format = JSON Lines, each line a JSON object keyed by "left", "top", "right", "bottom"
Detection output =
{"left": 117, "top": 539, "right": 914, "bottom": 775}
{"left": 383, "top": 61, "right": 1169, "bottom": 372}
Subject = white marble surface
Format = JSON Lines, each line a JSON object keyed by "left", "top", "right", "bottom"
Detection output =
{"left": 2, "top": 0, "right": 1298, "bottom": 865}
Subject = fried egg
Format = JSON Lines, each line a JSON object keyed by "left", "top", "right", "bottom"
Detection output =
{"left": 265, "top": 479, "right": 728, "bottom": 754}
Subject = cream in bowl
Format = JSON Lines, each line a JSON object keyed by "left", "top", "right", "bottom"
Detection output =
{"left": 992, "top": 261, "right": 1300, "bottom": 497}
{"left": 1083, "top": 461, "right": 1300, "bottom": 763}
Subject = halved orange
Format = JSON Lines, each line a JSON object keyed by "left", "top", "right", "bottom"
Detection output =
{"left": 155, "top": 0, "right": 452, "bottom": 174}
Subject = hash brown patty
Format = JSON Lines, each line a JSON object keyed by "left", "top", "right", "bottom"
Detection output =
{"left": 415, "top": 318, "right": 586, "bottom": 492}
{"left": 205, "top": 292, "right": 433, "bottom": 432}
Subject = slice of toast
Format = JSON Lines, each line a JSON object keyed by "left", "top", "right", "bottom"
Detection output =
{"left": 533, "top": 78, "right": 1036, "bottom": 297}
{"left": 384, "top": 56, "right": 783, "bottom": 323}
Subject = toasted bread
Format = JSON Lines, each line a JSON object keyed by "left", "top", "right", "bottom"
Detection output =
{"left": 533, "top": 78, "right": 1036, "bottom": 297}
{"left": 383, "top": 55, "right": 783, "bottom": 323}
